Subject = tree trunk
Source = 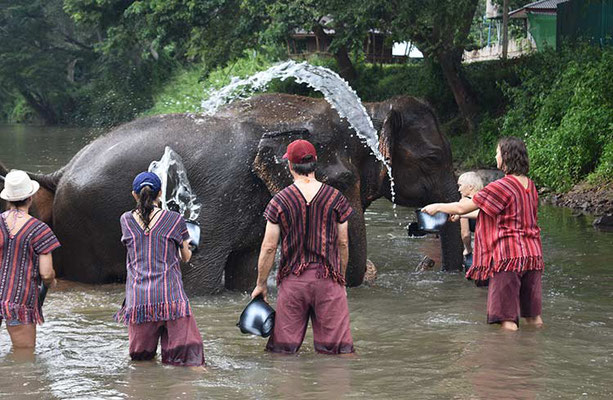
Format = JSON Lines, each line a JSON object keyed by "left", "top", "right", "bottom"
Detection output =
{"left": 335, "top": 44, "right": 357, "bottom": 82}
{"left": 502, "top": 0, "right": 509, "bottom": 59}
{"left": 435, "top": 51, "right": 479, "bottom": 134}
{"left": 19, "top": 89, "right": 58, "bottom": 125}
{"left": 313, "top": 24, "right": 357, "bottom": 82}
{"left": 67, "top": 59, "right": 78, "bottom": 83}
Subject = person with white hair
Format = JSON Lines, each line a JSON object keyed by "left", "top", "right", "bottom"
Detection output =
{"left": 452, "top": 172, "right": 484, "bottom": 269}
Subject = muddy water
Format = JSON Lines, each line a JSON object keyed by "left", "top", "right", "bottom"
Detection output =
{"left": 1, "top": 125, "right": 612, "bottom": 399}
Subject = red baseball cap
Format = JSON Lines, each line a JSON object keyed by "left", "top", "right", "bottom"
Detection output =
{"left": 283, "top": 140, "right": 317, "bottom": 164}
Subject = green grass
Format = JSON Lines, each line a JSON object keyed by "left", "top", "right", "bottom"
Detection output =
{"left": 145, "top": 50, "right": 275, "bottom": 116}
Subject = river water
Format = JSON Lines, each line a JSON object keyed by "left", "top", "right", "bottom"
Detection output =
{"left": 0, "top": 125, "right": 612, "bottom": 399}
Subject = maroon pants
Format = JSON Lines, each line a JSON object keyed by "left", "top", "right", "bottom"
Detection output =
{"left": 266, "top": 265, "right": 354, "bottom": 354}
{"left": 128, "top": 315, "right": 205, "bottom": 366}
{"left": 487, "top": 270, "right": 542, "bottom": 325}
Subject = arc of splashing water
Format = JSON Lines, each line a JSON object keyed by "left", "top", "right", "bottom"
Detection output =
{"left": 148, "top": 146, "right": 201, "bottom": 222}
{"left": 200, "top": 60, "right": 396, "bottom": 204}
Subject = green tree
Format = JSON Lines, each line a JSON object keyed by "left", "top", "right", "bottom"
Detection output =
{"left": 0, "top": 0, "right": 85, "bottom": 124}
{"left": 246, "top": 0, "right": 390, "bottom": 82}
{"left": 389, "top": 0, "right": 481, "bottom": 133}
{"left": 64, "top": 0, "right": 267, "bottom": 73}
{"left": 243, "top": 0, "right": 482, "bottom": 132}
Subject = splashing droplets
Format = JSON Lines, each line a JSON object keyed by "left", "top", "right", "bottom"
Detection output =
{"left": 200, "top": 60, "right": 396, "bottom": 204}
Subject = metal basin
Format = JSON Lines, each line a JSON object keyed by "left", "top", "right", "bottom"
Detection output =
{"left": 186, "top": 221, "right": 200, "bottom": 250}
{"left": 237, "top": 295, "right": 275, "bottom": 337}
{"left": 415, "top": 210, "right": 449, "bottom": 233}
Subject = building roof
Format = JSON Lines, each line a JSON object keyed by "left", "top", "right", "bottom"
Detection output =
{"left": 509, "top": 0, "right": 569, "bottom": 18}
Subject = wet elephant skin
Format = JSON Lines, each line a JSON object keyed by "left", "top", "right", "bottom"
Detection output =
{"left": 45, "top": 94, "right": 462, "bottom": 293}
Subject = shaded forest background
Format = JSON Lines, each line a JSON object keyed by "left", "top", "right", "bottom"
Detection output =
{"left": 1, "top": 0, "right": 611, "bottom": 191}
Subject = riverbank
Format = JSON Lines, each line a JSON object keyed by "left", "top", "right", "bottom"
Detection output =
{"left": 542, "top": 181, "right": 613, "bottom": 217}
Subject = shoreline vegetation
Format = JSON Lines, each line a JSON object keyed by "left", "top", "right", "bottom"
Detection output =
{"left": 140, "top": 47, "right": 613, "bottom": 216}
{"left": 3, "top": 50, "right": 612, "bottom": 215}
{"left": 1, "top": 1, "right": 610, "bottom": 215}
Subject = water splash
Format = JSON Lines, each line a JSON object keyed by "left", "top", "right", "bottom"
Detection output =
{"left": 148, "top": 146, "right": 201, "bottom": 221}
{"left": 200, "top": 60, "right": 396, "bottom": 204}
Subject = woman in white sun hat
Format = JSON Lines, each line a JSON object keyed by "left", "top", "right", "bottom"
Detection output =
{"left": 0, "top": 170, "right": 60, "bottom": 348}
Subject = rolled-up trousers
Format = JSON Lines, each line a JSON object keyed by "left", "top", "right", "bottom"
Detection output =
{"left": 266, "top": 264, "right": 354, "bottom": 354}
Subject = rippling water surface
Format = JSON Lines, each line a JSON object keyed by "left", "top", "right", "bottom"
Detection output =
{"left": 1, "top": 125, "right": 612, "bottom": 399}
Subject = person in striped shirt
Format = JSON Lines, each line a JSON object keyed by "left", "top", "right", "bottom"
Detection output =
{"left": 422, "top": 137, "right": 544, "bottom": 331}
{"left": 251, "top": 139, "right": 355, "bottom": 354}
{"left": 115, "top": 172, "right": 205, "bottom": 367}
{"left": 1, "top": 170, "right": 59, "bottom": 349}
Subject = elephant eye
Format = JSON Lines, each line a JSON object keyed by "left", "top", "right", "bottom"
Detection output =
{"left": 421, "top": 151, "right": 441, "bottom": 164}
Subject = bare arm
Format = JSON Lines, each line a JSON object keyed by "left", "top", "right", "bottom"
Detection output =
{"left": 462, "top": 209, "right": 480, "bottom": 219}
{"left": 422, "top": 197, "right": 479, "bottom": 216}
{"left": 39, "top": 253, "right": 56, "bottom": 287}
{"left": 250, "top": 222, "right": 280, "bottom": 301}
{"left": 337, "top": 221, "right": 349, "bottom": 277}
{"left": 180, "top": 240, "right": 192, "bottom": 263}
{"left": 460, "top": 218, "right": 472, "bottom": 255}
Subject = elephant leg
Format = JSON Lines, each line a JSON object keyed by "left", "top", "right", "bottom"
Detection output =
{"left": 439, "top": 220, "right": 463, "bottom": 271}
{"left": 224, "top": 247, "right": 260, "bottom": 291}
{"left": 182, "top": 247, "right": 230, "bottom": 294}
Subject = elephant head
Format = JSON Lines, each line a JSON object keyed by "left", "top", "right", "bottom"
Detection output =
{"left": 252, "top": 128, "right": 311, "bottom": 195}
{"left": 363, "top": 96, "right": 463, "bottom": 271}
{"left": 252, "top": 115, "right": 368, "bottom": 286}
{"left": 251, "top": 95, "right": 463, "bottom": 285}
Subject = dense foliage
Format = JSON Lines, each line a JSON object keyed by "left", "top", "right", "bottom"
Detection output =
{"left": 0, "top": 0, "right": 178, "bottom": 125}
{"left": 0, "top": 0, "right": 83, "bottom": 124}
{"left": 502, "top": 47, "right": 613, "bottom": 190}
{"left": 1, "top": 0, "right": 611, "bottom": 190}
{"left": 451, "top": 46, "right": 613, "bottom": 191}
{"left": 2, "top": 0, "right": 484, "bottom": 127}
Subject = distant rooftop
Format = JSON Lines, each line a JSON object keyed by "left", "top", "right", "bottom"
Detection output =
{"left": 510, "top": 0, "right": 569, "bottom": 18}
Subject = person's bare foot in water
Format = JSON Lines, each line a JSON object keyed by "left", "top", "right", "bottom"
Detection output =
{"left": 524, "top": 316, "right": 544, "bottom": 328}
{"left": 190, "top": 365, "right": 208, "bottom": 372}
{"left": 501, "top": 321, "right": 518, "bottom": 331}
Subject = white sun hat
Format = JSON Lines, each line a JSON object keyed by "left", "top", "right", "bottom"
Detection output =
{"left": 0, "top": 170, "right": 40, "bottom": 202}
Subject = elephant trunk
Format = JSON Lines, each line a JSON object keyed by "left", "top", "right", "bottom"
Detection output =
{"left": 344, "top": 185, "right": 368, "bottom": 287}
{"left": 438, "top": 178, "right": 463, "bottom": 271}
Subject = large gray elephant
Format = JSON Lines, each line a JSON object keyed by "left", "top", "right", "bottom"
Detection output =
{"left": 4, "top": 94, "right": 462, "bottom": 293}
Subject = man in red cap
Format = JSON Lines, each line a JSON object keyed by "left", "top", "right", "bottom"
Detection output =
{"left": 251, "top": 139, "right": 355, "bottom": 354}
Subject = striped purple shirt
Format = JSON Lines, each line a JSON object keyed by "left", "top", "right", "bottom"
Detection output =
{"left": 115, "top": 210, "right": 191, "bottom": 325}
{"left": 0, "top": 213, "right": 60, "bottom": 324}
{"left": 264, "top": 183, "right": 354, "bottom": 285}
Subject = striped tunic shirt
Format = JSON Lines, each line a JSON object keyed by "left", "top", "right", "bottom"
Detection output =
{"left": 0, "top": 213, "right": 60, "bottom": 324}
{"left": 466, "top": 175, "right": 544, "bottom": 281}
{"left": 115, "top": 210, "right": 191, "bottom": 325}
{"left": 263, "top": 183, "right": 354, "bottom": 285}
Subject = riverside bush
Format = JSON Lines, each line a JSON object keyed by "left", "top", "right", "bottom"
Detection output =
{"left": 146, "top": 50, "right": 281, "bottom": 115}
{"left": 146, "top": 52, "right": 462, "bottom": 119}
{"left": 144, "top": 46, "right": 612, "bottom": 192}
{"left": 501, "top": 46, "right": 613, "bottom": 191}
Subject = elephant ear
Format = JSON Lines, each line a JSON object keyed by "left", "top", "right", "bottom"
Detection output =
{"left": 379, "top": 107, "right": 402, "bottom": 164}
{"left": 376, "top": 108, "right": 402, "bottom": 185}
{"left": 252, "top": 128, "right": 311, "bottom": 195}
